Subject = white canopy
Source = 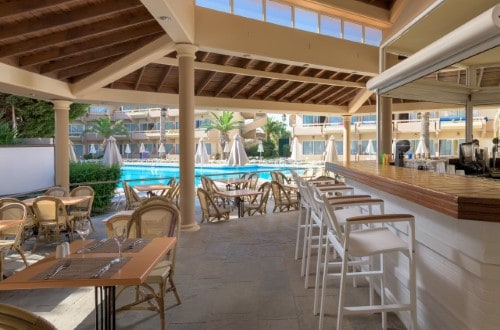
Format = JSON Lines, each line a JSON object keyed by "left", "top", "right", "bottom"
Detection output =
{"left": 195, "top": 137, "right": 210, "bottom": 164}
{"left": 289, "top": 137, "right": 298, "bottom": 161}
{"left": 324, "top": 135, "right": 338, "bottom": 163}
{"left": 102, "top": 136, "right": 123, "bottom": 167}
{"left": 227, "top": 134, "right": 249, "bottom": 166}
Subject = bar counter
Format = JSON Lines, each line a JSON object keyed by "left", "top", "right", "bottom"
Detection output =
{"left": 326, "top": 161, "right": 500, "bottom": 222}
{"left": 325, "top": 160, "right": 500, "bottom": 329}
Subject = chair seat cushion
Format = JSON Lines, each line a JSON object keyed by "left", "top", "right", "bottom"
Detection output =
{"left": 145, "top": 259, "right": 172, "bottom": 283}
{"left": 349, "top": 227, "right": 408, "bottom": 257}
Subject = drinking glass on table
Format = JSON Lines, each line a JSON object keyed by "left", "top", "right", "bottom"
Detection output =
{"left": 75, "top": 219, "right": 91, "bottom": 253}
{"left": 113, "top": 226, "right": 128, "bottom": 262}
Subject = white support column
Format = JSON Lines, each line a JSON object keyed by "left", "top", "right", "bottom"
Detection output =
{"left": 176, "top": 43, "right": 200, "bottom": 232}
{"left": 342, "top": 115, "right": 352, "bottom": 163}
{"left": 52, "top": 100, "right": 73, "bottom": 192}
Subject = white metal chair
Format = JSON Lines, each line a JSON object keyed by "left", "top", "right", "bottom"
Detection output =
{"left": 318, "top": 194, "right": 417, "bottom": 330}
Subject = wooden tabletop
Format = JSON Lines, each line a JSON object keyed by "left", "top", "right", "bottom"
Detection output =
{"left": 216, "top": 189, "right": 261, "bottom": 198}
{"left": 23, "top": 196, "right": 91, "bottom": 207}
{"left": 326, "top": 161, "right": 500, "bottom": 222}
{"left": 133, "top": 184, "right": 171, "bottom": 192}
{"left": 0, "top": 237, "right": 176, "bottom": 289}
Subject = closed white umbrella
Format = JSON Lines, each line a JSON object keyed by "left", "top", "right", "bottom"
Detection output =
{"left": 227, "top": 134, "right": 249, "bottom": 166}
{"left": 195, "top": 137, "right": 210, "bottom": 164}
{"left": 89, "top": 144, "right": 96, "bottom": 158}
{"left": 139, "top": 143, "right": 146, "bottom": 159}
{"left": 324, "top": 135, "right": 338, "bottom": 163}
{"left": 415, "top": 138, "right": 430, "bottom": 157}
{"left": 125, "top": 144, "right": 131, "bottom": 159}
{"left": 158, "top": 143, "right": 165, "bottom": 155}
{"left": 365, "top": 139, "right": 376, "bottom": 155}
{"left": 69, "top": 140, "right": 78, "bottom": 162}
{"left": 289, "top": 137, "right": 298, "bottom": 161}
{"left": 102, "top": 136, "right": 123, "bottom": 167}
{"left": 257, "top": 141, "right": 264, "bottom": 159}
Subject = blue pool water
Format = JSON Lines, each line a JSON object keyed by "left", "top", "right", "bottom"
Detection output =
{"left": 120, "top": 163, "right": 304, "bottom": 187}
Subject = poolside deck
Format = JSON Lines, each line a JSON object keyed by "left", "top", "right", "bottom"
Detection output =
{"left": 1, "top": 200, "right": 406, "bottom": 329}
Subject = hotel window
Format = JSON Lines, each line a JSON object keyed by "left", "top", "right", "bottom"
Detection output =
{"left": 69, "top": 124, "right": 84, "bottom": 134}
{"left": 196, "top": 0, "right": 231, "bottom": 13}
{"left": 266, "top": 0, "right": 292, "bottom": 27}
{"left": 364, "top": 26, "right": 382, "bottom": 46}
{"left": 88, "top": 106, "right": 108, "bottom": 114}
{"left": 303, "top": 140, "right": 325, "bottom": 155}
{"left": 319, "top": 15, "right": 342, "bottom": 38}
{"left": 344, "top": 21, "right": 363, "bottom": 42}
{"left": 294, "top": 7, "right": 318, "bottom": 33}
{"left": 234, "top": 0, "right": 263, "bottom": 20}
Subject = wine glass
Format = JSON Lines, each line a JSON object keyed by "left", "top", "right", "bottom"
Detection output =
{"left": 75, "top": 219, "right": 91, "bottom": 253}
{"left": 112, "top": 226, "right": 128, "bottom": 262}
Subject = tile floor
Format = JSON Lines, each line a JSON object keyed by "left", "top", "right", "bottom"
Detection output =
{"left": 1, "top": 201, "right": 406, "bottom": 329}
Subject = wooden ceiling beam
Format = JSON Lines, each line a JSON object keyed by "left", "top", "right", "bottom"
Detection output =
{"left": 134, "top": 67, "right": 146, "bottom": 90}
{"left": 156, "top": 65, "right": 173, "bottom": 92}
{"left": 58, "top": 55, "right": 124, "bottom": 80}
{"left": 0, "top": 8, "right": 154, "bottom": 58}
{"left": 0, "top": 0, "right": 143, "bottom": 42}
{"left": 40, "top": 33, "right": 163, "bottom": 74}
{"left": 289, "top": 83, "right": 320, "bottom": 102}
{"left": 331, "top": 88, "right": 357, "bottom": 105}
{"left": 0, "top": 0, "right": 69, "bottom": 19}
{"left": 231, "top": 76, "right": 254, "bottom": 98}
{"left": 214, "top": 74, "right": 236, "bottom": 97}
{"left": 19, "top": 22, "right": 163, "bottom": 67}
{"left": 276, "top": 82, "right": 302, "bottom": 101}
{"left": 247, "top": 79, "right": 271, "bottom": 98}
{"left": 196, "top": 72, "right": 216, "bottom": 95}
{"left": 316, "top": 87, "right": 344, "bottom": 104}
{"left": 261, "top": 80, "right": 287, "bottom": 100}
{"left": 154, "top": 57, "right": 365, "bottom": 88}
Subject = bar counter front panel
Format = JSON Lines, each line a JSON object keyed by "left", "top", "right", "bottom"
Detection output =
{"left": 326, "top": 161, "right": 500, "bottom": 330}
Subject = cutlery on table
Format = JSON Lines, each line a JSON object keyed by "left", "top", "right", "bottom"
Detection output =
{"left": 91, "top": 259, "right": 120, "bottom": 279}
{"left": 45, "top": 260, "right": 72, "bottom": 279}
{"left": 77, "top": 238, "right": 107, "bottom": 253}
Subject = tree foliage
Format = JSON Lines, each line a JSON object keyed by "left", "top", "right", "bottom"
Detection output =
{"left": 0, "top": 112, "right": 17, "bottom": 145}
{"left": 0, "top": 94, "right": 89, "bottom": 138}
{"left": 202, "top": 111, "right": 243, "bottom": 148}
{"left": 85, "top": 117, "right": 128, "bottom": 139}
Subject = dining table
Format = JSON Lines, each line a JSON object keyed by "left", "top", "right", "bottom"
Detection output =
{"left": 216, "top": 189, "right": 262, "bottom": 218}
{"left": 133, "top": 184, "right": 170, "bottom": 197}
{"left": 0, "top": 220, "right": 24, "bottom": 280}
{"left": 213, "top": 178, "right": 249, "bottom": 190}
{"left": 0, "top": 237, "right": 176, "bottom": 329}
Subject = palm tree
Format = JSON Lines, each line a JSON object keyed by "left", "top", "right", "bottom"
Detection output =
{"left": 262, "top": 117, "right": 285, "bottom": 143}
{"left": 203, "top": 111, "right": 242, "bottom": 151}
{"left": 85, "top": 117, "right": 128, "bottom": 139}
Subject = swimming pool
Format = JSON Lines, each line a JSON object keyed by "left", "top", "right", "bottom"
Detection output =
{"left": 120, "top": 163, "right": 306, "bottom": 187}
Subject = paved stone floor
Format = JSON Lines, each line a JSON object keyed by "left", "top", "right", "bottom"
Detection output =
{"left": 1, "top": 201, "right": 406, "bottom": 329}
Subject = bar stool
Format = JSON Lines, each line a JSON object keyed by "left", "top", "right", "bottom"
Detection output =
{"left": 318, "top": 194, "right": 417, "bottom": 330}
{"left": 309, "top": 187, "right": 385, "bottom": 316}
{"left": 303, "top": 183, "right": 373, "bottom": 290}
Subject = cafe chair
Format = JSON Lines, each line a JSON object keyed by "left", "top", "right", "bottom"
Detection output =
{"left": 270, "top": 181, "right": 299, "bottom": 212}
{"left": 243, "top": 182, "right": 271, "bottom": 216}
{"left": 242, "top": 172, "right": 259, "bottom": 190}
{"left": 0, "top": 203, "right": 29, "bottom": 273}
{"left": 200, "top": 176, "right": 227, "bottom": 206}
{"left": 318, "top": 194, "right": 417, "bottom": 330}
{"left": 197, "top": 188, "right": 231, "bottom": 223}
{"left": 44, "top": 186, "right": 69, "bottom": 197}
{"left": 31, "top": 196, "right": 74, "bottom": 252}
{"left": 105, "top": 213, "right": 134, "bottom": 239}
{"left": 69, "top": 185, "right": 95, "bottom": 232}
{"left": 161, "top": 182, "right": 180, "bottom": 206}
{"left": 116, "top": 202, "right": 181, "bottom": 330}
{"left": 270, "top": 170, "right": 291, "bottom": 185}
{"left": 0, "top": 198, "right": 36, "bottom": 246}
{"left": 0, "top": 303, "right": 56, "bottom": 330}
{"left": 122, "top": 181, "right": 146, "bottom": 210}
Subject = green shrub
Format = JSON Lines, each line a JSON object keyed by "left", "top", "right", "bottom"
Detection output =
{"left": 70, "top": 162, "right": 121, "bottom": 214}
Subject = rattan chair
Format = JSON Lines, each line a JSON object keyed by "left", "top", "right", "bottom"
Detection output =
{"left": 0, "top": 198, "right": 36, "bottom": 245}
{"left": 116, "top": 202, "right": 181, "bottom": 329}
{"left": 104, "top": 213, "right": 134, "bottom": 239}
{"left": 0, "top": 203, "right": 29, "bottom": 274}
{"left": 69, "top": 185, "right": 95, "bottom": 231}
{"left": 0, "top": 303, "right": 56, "bottom": 329}
{"left": 31, "top": 196, "right": 73, "bottom": 252}
{"left": 270, "top": 181, "right": 299, "bottom": 212}
{"left": 243, "top": 182, "right": 271, "bottom": 216}
{"left": 44, "top": 186, "right": 69, "bottom": 197}
{"left": 197, "top": 188, "right": 231, "bottom": 223}
{"left": 122, "top": 181, "right": 145, "bottom": 210}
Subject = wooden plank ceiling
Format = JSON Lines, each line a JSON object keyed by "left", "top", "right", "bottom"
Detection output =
{"left": 2, "top": 0, "right": 496, "bottom": 109}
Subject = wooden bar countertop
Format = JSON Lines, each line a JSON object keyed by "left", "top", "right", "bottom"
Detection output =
{"left": 326, "top": 161, "right": 500, "bottom": 222}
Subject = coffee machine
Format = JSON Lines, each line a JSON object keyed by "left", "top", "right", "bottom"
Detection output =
{"left": 395, "top": 140, "right": 411, "bottom": 167}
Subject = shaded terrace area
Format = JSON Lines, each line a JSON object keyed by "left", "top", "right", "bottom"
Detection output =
{"left": 1, "top": 198, "right": 406, "bottom": 329}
